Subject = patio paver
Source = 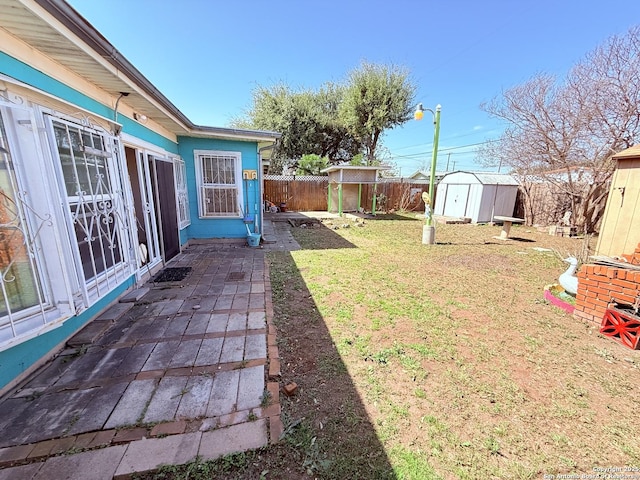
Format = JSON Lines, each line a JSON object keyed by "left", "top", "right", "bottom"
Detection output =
{"left": 0, "top": 218, "right": 293, "bottom": 478}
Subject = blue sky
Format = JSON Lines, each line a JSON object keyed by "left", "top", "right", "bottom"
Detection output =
{"left": 67, "top": 0, "right": 637, "bottom": 175}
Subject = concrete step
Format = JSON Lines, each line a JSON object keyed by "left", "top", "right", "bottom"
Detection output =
{"left": 119, "top": 287, "right": 150, "bottom": 303}
{"left": 67, "top": 303, "right": 134, "bottom": 347}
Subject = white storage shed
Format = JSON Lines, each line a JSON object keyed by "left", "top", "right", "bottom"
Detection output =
{"left": 434, "top": 171, "right": 519, "bottom": 223}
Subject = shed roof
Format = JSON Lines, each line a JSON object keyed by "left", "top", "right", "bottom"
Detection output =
{"left": 321, "top": 165, "right": 390, "bottom": 173}
{"left": 612, "top": 145, "right": 640, "bottom": 160}
{"left": 440, "top": 171, "right": 519, "bottom": 186}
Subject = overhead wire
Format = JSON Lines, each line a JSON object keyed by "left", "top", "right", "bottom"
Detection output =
{"left": 388, "top": 138, "right": 501, "bottom": 161}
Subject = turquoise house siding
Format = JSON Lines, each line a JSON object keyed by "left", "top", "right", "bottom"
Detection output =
{"left": 0, "top": 51, "right": 112, "bottom": 120}
{"left": 0, "top": 52, "right": 179, "bottom": 154}
{"left": 178, "top": 136, "right": 262, "bottom": 239}
{"left": 0, "top": 53, "right": 181, "bottom": 391}
{"left": 0, "top": 48, "right": 272, "bottom": 391}
{"left": 0, "top": 278, "right": 134, "bottom": 390}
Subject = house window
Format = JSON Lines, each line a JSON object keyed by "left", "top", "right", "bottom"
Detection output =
{"left": 195, "top": 151, "right": 241, "bottom": 217}
{"left": 174, "top": 157, "right": 190, "bottom": 228}
{"left": 49, "top": 117, "right": 130, "bottom": 300}
{"left": 0, "top": 112, "right": 43, "bottom": 324}
{"left": 0, "top": 103, "right": 76, "bottom": 347}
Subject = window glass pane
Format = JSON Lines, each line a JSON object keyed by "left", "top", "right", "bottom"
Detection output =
{"left": 202, "top": 155, "right": 235, "bottom": 185}
{"left": 203, "top": 187, "right": 237, "bottom": 216}
{"left": 198, "top": 153, "right": 239, "bottom": 216}
{"left": 0, "top": 113, "right": 41, "bottom": 318}
{"left": 73, "top": 210, "right": 122, "bottom": 280}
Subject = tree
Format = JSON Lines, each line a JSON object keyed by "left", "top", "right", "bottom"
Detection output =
{"left": 233, "top": 83, "right": 362, "bottom": 173}
{"left": 480, "top": 26, "right": 640, "bottom": 233}
{"left": 348, "top": 153, "right": 365, "bottom": 166}
{"left": 339, "top": 62, "right": 416, "bottom": 165}
{"left": 296, "top": 154, "right": 329, "bottom": 175}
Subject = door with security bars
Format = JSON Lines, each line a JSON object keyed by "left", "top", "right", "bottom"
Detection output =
{"left": 125, "top": 146, "right": 161, "bottom": 269}
{"left": 49, "top": 117, "right": 132, "bottom": 302}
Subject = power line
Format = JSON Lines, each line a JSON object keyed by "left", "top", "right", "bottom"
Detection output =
{"left": 388, "top": 138, "right": 501, "bottom": 161}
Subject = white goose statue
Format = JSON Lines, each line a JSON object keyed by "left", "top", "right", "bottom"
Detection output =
{"left": 559, "top": 257, "right": 579, "bottom": 296}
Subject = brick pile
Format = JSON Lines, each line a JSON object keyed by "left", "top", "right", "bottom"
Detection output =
{"left": 574, "top": 243, "right": 640, "bottom": 324}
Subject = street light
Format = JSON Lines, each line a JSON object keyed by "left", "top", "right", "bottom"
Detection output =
{"left": 414, "top": 103, "right": 441, "bottom": 245}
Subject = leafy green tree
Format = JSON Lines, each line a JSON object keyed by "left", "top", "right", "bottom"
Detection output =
{"left": 233, "top": 83, "right": 362, "bottom": 172}
{"left": 233, "top": 62, "right": 416, "bottom": 172}
{"left": 348, "top": 153, "right": 365, "bottom": 166}
{"left": 339, "top": 62, "right": 416, "bottom": 165}
{"left": 296, "top": 154, "right": 329, "bottom": 175}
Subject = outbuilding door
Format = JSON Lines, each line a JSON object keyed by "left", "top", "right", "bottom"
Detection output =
{"left": 444, "top": 184, "right": 470, "bottom": 218}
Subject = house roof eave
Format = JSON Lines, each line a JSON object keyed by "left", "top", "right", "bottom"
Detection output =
{"left": 17, "top": 0, "right": 278, "bottom": 142}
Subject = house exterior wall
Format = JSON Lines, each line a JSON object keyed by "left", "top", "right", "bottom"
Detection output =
{"left": 177, "top": 136, "right": 262, "bottom": 239}
{"left": 0, "top": 7, "right": 277, "bottom": 392}
{"left": 595, "top": 157, "right": 640, "bottom": 258}
{"left": 0, "top": 45, "right": 179, "bottom": 151}
{"left": 0, "top": 49, "right": 179, "bottom": 392}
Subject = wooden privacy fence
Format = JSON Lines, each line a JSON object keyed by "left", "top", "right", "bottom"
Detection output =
{"left": 264, "top": 175, "right": 430, "bottom": 212}
{"left": 513, "top": 181, "right": 607, "bottom": 232}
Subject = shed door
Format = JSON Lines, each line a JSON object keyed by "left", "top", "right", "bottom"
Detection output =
{"left": 444, "top": 184, "right": 470, "bottom": 218}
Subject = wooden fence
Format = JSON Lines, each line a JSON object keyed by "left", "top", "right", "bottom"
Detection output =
{"left": 264, "top": 175, "right": 430, "bottom": 212}
{"left": 265, "top": 176, "right": 608, "bottom": 232}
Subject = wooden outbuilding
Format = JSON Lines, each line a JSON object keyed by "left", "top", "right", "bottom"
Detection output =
{"left": 322, "top": 165, "right": 389, "bottom": 215}
{"left": 595, "top": 145, "right": 640, "bottom": 257}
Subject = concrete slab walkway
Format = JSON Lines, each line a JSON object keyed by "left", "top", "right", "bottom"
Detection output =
{"left": 0, "top": 234, "right": 285, "bottom": 479}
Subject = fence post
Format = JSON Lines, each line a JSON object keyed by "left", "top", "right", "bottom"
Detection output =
{"left": 372, "top": 183, "right": 377, "bottom": 215}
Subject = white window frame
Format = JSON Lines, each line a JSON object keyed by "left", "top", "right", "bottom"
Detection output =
{"left": 194, "top": 150, "right": 242, "bottom": 218}
{"left": 0, "top": 99, "right": 75, "bottom": 349}
{"left": 173, "top": 156, "right": 190, "bottom": 228}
